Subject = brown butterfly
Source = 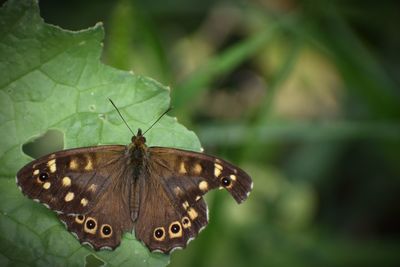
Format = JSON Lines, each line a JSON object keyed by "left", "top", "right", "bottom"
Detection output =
{"left": 16, "top": 101, "right": 253, "bottom": 253}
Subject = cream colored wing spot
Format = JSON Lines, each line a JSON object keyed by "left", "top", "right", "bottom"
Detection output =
{"left": 47, "top": 159, "right": 57, "bottom": 173}
{"left": 42, "top": 182, "right": 51, "bottom": 190}
{"left": 62, "top": 176, "right": 71, "bottom": 187}
{"left": 181, "top": 216, "right": 191, "bottom": 229}
{"left": 215, "top": 163, "right": 223, "bottom": 170}
{"left": 214, "top": 168, "right": 222, "bottom": 178}
{"left": 80, "top": 198, "right": 88, "bottom": 207}
{"left": 88, "top": 184, "right": 97, "bottom": 192}
{"left": 174, "top": 186, "right": 183, "bottom": 196}
{"left": 214, "top": 163, "right": 223, "bottom": 177}
{"left": 100, "top": 224, "right": 113, "bottom": 238}
{"left": 33, "top": 169, "right": 39, "bottom": 176}
{"left": 75, "top": 215, "right": 85, "bottom": 224}
{"left": 84, "top": 217, "right": 97, "bottom": 234}
{"left": 195, "top": 195, "right": 201, "bottom": 201}
{"left": 69, "top": 159, "right": 78, "bottom": 170}
{"left": 84, "top": 156, "right": 93, "bottom": 171}
{"left": 154, "top": 227, "right": 166, "bottom": 241}
{"left": 182, "top": 201, "right": 189, "bottom": 210}
{"left": 179, "top": 162, "right": 187, "bottom": 174}
{"left": 187, "top": 207, "right": 198, "bottom": 220}
{"left": 169, "top": 221, "right": 183, "bottom": 238}
{"left": 198, "top": 181, "right": 208, "bottom": 192}
{"left": 193, "top": 163, "right": 202, "bottom": 175}
{"left": 64, "top": 192, "right": 75, "bottom": 202}
{"left": 229, "top": 174, "right": 237, "bottom": 181}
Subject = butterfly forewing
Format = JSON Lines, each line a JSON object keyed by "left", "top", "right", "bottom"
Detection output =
{"left": 149, "top": 147, "right": 253, "bottom": 204}
{"left": 16, "top": 145, "right": 126, "bottom": 215}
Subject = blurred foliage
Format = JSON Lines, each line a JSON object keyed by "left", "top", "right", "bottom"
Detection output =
{"left": 11, "top": 0, "right": 400, "bottom": 266}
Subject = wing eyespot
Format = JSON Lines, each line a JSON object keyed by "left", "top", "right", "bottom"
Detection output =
{"left": 84, "top": 217, "right": 97, "bottom": 234}
{"left": 100, "top": 224, "right": 113, "bottom": 238}
{"left": 75, "top": 215, "right": 85, "bottom": 224}
{"left": 38, "top": 172, "right": 49, "bottom": 182}
{"left": 221, "top": 176, "right": 233, "bottom": 188}
{"left": 181, "top": 216, "right": 191, "bottom": 228}
{"left": 154, "top": 227, "right": 166, "bottom": 241}
{"left": 169, "top": 221, "right": 182, "bottom": 238}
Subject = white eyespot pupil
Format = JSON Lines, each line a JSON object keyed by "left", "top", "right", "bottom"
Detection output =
{"left": 155, "top": 229, "right": 163, "bottom": 238}
{"left": 39, "top": 172, "right": 48, "bottom": 181}
{"left": 86, "top": 220, "right": 96, "bottom": 229}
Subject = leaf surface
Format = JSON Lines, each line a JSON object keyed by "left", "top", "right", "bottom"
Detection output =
{"left": 0, "top": 0, "right": 201, "bottom": 266}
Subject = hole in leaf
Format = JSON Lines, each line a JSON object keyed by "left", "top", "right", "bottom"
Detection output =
{"left": 85, "top": 254, "right": 105, "bottom": 267}
{"left": 22, "top": 129, "right": 64, "bottom": 159}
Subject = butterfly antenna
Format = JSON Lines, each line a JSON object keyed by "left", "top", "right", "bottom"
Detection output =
{"left": 142, "top": 107, "right": 172, "bottom": 136}
{"left": 108, "top": 98, "right": 136, "bottom": 136}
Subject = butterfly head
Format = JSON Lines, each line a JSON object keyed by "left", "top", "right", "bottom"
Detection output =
{"left": 131, "top": 128, "right": 147, "bottom": 146}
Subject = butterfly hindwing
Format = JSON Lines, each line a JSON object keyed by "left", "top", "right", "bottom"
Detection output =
{"left": 134, "top": 166, "right": 208, "bottom": 253}
{"left": 16, "top": 145, "right": 126, "bottom": 215}
{"left": 133, "top": 147, "right": 252, "bottom": 253}
{"left": 58, "top": 177, "right": 134, "bottom": 250}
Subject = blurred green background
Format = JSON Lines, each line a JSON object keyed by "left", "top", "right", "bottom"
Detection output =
{"left": 22, "top": 0, "right": 400, "bottom": 266}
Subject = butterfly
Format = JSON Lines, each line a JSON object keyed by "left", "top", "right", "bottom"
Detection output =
{"left": 16, "top": 102, "right": 253, "bottom": 254}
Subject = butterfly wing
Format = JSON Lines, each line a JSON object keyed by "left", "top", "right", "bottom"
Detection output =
{"left": 149, "top": 147, "right": 253, "bottom": 203}
{"left": 134, "top": 147, "right": 252, "bottom": 253}
{"left": 17, "top": 145, "right": 127, "bottom": 215}
{"left": 17, "top": 145, "right": 136, "bottom": 250}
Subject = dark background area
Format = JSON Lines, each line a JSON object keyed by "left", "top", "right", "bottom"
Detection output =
{"left": 9, "top": 0, "right": 400, "bottom": 266}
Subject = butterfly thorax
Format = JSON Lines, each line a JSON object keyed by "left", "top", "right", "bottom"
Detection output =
{"left": 128, "top": 129, "right": 148, "bottom": 178}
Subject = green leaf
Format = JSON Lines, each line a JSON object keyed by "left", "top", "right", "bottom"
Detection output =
{"left": 0, "top": 0, "right": 201, "bottom": 266}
